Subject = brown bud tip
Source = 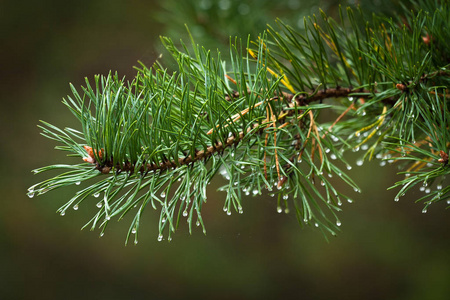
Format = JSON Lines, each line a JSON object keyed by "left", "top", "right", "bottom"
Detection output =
{"left": 439, "top": 150, "right": 448, "bottom": 165}
{"left": 396, "top": 83, "right": 407, "bottom": 91}
{"left": 83, "top": 156, "right": 95, "bottom": 164}
{"left": 101, "top": 166, "right": 112, "bottom": 174}
{"left": 422, "top": 33, "right": 431, "bottom": 45}
{"left": 98, "top": 148, "right": 104, "bottom": 159}
{"left": 83, "top": 145, "right": 94, "bottom": 158}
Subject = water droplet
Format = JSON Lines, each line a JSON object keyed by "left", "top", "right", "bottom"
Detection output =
{"left": 196, "top": 220, "right": 200, "bottom": 226}
{"left": 425, "top": 188, "right": 431, "bottom": 194}
{"left": 100, "top": 232, "right": 104, "bottom": 237}
{"left": 284, "top": 208, "right": 289, "bottom": 214}
{"left": 160, "top": 191, "right": 166, "bottom": 198}
{"left": 347, "top": 199, "right": 353, "bottom": 203}
{"left": 238, "top": 207, "right": 243, "bottom": 214}
{"left": 330, "top": 154, "right": 337, "bottom": 160}
{"left": 356, "top": 159, "right": 363, "bottom": 166}
{"left": 394, "top": 197, "right": 399, "bottom": 202}
{"left": 183, "top": 210, "right": 188, "bottom": 217}
{"left": 162, "top": 218, "right": 166, "bottom": 223}
{"left": 361, "top": 144, "right": 369, "bottom": 151}
{"left": 423, "top": 181, "right": 428, "bottom": 187}
{"left": 283, "top": 194, "right": 289, "bottom": 200}
{"left": 94, "top": 193, "right": 100, "bottom": 198}
{"left": 168, "top": 236, "right": 172, "bottom": 242}
{"left": 328, "top": 173, "right": 333, "bottom": 178}
{"left": 325, "top": 148, "right": 331, "bottom": 153}
{"left": 269, "top": 193, "right": 275, "bottom": 197}
{"left": 277, "top": 206, "right": 282, "bottom": 213}
{"left": 132, "top": 228, "right": 137, "bottom": 234}
{"left": 346, "top": 165, "right": 352, "bottom": 170}
{"left": 353, "top": 187, "right": 360, "bottom": 193}
{"left": 380, "top": 161, "right": 386, "bottom": 166}
{"left": 437, "top": 184, "right": 442, "bottom": 190}
{"left": 336, "top": 221, "right": 341, "bottom": 227}
{"left": 426, "top": 163, "right": 433, "bottom": 167}
{"left": 75, "top": 181, "right": 81, "bottom": 185}
{"left": 314, "top": 223, "right": 319, "bottom": 227}
{"left": 60, "top": 211, "right": 65, "bottom": 216}
{"left": 73, "top": 205, "right": 79, "bottom": 210}
{"left": 419, "top": 186, "right": 425, "bottom": 192}
{"left": 96, "top": 202, "right": 102, "bottom": 208}
{"left": 28, "top": 193, "right": 35, "bottom": 198}
{"left": 157, "top": 234, "right": 163, "bottom": 241}
{"left": 134, "top": 240, "right": 138, "bottom": 245}
{"left": 226, "top": 210, "right": 231, "bottom": 216}
{"left": 252, "top": 190, "right": 258, "bottom": 195}
{"left": 447, "top": 200, "right": 450, "bottom": 205}
{"left": 245, "top": 191, "right": 250, "bottom": 196}
{"left": 105, "top": 216, "right": 110, "bottom": 221}
{"left": 422, "top": 208, "right": 427, "bottom": 213}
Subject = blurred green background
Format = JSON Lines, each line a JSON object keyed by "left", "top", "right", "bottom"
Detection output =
{"left": 1, "top": 0, "right": 449, "bottom": 299}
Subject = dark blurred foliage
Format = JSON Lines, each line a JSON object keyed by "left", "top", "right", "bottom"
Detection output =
{"left": 1, "top": 0, "right": 449, "bottom": 299}
{"left": 156, "top": 0, "right": 402, "bottom": 52}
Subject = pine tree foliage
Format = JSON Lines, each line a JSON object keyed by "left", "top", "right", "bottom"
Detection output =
{"left": 28, "top": 0, "right": 450, "bottom": 243}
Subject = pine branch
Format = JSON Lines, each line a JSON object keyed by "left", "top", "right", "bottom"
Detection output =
{"left": 88, "top": 86, "right": 373, "bottom": 175}
{"left": 28, "top": 0, "right": 450, "bottom": 243}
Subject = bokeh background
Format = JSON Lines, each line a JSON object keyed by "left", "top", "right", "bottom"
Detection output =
{"left": 1, "top": 0, "right": 450, "bottom": 299}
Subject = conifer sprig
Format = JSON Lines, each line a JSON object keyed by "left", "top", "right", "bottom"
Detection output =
{"left": 28, "top": 0, "right": 450, "bottom": 243}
